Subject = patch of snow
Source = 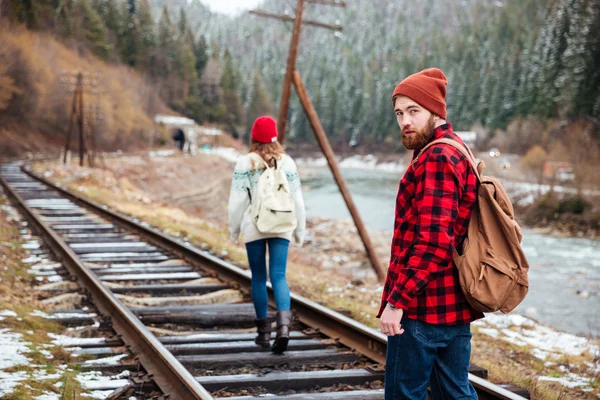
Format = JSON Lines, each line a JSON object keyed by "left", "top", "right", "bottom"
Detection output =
{"left": 200, "top": 146, "right": 241, "bottom": 163}
{"left": 82, "top": 390, "right": 118, "bottom": 399}
{"left": 0, "top": 310, "right": 18, "bottom": 318}
{"left": 35, "top": 394, "right": 60, "bottom": 400}
{"left": 21, "top": 255, "right": 43, "bottom": 263}
{"left": 82, "top": 354, "right": 127, "bottom": 367}
{"left": 22, "top": 241, "right": 41, "bottom": 250}
{"left": 82, "top": 379, "right": 130, "bottom": 390}
{"left": 1, "top": 204, "right": 22, "bottom": 222}
{"left": 532, "top": 348, "right": 549, "bottom": 360}
{"left": 538, "top": 373, "right": 592, "bottom": 388}
{"left": 29, "top": 263, "right": 62, "bottom": 271}
{"left": 39, "top": 349, "right": 54, "bottom": 359}
{"left": 477, "top": 327, "right": 500, "bottom": 339}
{"left": 0, "top": 370, "right": 28, "bottom": 397}
{"left": 475, "top": 314, "right": 599, "bottom": 358}
{"left": 297, "top": 155, "right": 406, "bottom": 174}
{"left": 52, "top": 312, "right": 97, "bottom": 320}
{"left": 48, "top": 334, "right": 106, "bottom": 347}
{"left": 0, "top": 328, "right": 31, "bottom": 397}
{"left": 0, "top": 329, "right": 31, "bottom": 369}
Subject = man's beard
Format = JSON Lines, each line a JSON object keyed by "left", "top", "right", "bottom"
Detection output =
{"left": 401, "top": 115, "right": 436, "bottom": 150}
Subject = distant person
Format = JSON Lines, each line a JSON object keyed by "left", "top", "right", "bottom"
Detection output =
{"left": 378, "top": 68, "right": 482, "bottom": 400}
{"left": 172, "top": 128, "right": 185, "bottom": 151}
{"left": 228, "top": 116, "right": 306, "bottom": 353}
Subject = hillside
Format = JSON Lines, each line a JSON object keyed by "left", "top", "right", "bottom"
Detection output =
{"left": 0, "top": 25, "right": 171, "bottom": 158}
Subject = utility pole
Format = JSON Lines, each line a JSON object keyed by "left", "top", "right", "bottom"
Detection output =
{"left": 59, "top": 70, "right": 102, "bottom": 167}
{"left": 250, "top": 0, "right": 343, "bottom": 144}
{"left": 277, "top": 0, "right": 302, "bottom": 142}
{"left": 250, "top": 1, "right": 386, "bottom": 281}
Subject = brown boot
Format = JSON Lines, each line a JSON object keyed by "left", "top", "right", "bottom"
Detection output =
{"left": 271, "top": 310, "right": 293, "bottom": 353}
{"left": 254, "top": 318, "right": 272, "bottom": 348}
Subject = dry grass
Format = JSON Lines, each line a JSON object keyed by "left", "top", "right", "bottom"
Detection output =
{"left": 471, "top": 328, "right": 599, "bottom": 399}
{"left": 0, "top": 194, "right": 89, "bottom": 398}
{"left": 0, "top": 24, "right": 170, "bottom": 157}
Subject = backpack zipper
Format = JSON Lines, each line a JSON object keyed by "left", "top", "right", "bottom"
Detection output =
{"left": 269, "top": 209, "right": 292, "bottom": 213}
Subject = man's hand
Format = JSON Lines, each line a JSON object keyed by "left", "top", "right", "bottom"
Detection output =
{"left": 379, "top": 304, "right": 405, "bottom": 336}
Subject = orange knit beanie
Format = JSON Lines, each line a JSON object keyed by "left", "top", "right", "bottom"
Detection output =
{"left": 391, "top": 68, "right": 448, "bottom": 120}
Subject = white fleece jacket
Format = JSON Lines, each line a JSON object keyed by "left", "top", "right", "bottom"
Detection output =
{"left": 228, "top": 153, "right": 306, "bottom": 245}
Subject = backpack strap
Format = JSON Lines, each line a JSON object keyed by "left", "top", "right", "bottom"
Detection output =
{"left": 412, "top": 138, "right": 482, "bottom": 181}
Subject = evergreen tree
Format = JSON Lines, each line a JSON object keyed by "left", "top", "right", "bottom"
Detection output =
{"left": 137, "top": 0, "right": 156, "bottom": 69}
{"left": 246, "top": 69, "right": 275, "bottom": 143}
{"left": 120, "top": 10, "right": 140, "bottom": 66}
{"left": 221, "top": 49, "right": 243, "bottom": 126}
{"left": 194, "top": 35, "right": 209, "bottom": 74}
{"left": 77, "top": 0, "right": 110, "bottom": 60}
{"left": 157, "top": 5, "right": 177, "bottom": 76}
{"left": 96, "top": 0, "right": 121, "bottom": 38}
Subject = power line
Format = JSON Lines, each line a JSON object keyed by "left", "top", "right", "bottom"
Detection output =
{"left": 249, "top": 0, "right": 345, "bottom": 144}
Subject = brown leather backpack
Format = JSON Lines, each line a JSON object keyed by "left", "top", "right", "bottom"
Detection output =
{"left": 415, "top": 139, "right": 529, "bottom": 313}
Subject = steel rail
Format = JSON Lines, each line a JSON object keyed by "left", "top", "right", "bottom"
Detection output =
{"left": 0, "top": 171, "right": 214, "bottom": 400}
{"left": 20, "top": 166, "right": 527, "bottom": 400}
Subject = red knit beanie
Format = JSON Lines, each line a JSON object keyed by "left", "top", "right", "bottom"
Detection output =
{"left": 251, "top": 116, "right": 278, "bottom": 143}
{"left": 391, "top": 68, "right": 448, "bottom": 120}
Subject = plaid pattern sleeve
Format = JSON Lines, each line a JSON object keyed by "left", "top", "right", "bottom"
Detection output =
{"left": 378, "top": 124, "right": 483, "bottom": 325}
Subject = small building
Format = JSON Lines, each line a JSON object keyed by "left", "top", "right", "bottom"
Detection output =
{"left": 154, "top": 114, "right": 198, "bottom": 154}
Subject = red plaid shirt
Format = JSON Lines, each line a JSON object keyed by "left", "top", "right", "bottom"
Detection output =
{"left": 377, "top": 123, "right": 484, "bottom": 325}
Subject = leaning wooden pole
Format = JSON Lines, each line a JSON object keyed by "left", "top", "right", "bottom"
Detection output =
{"left": 276, "top": 0, "right": 304, "bottom": 144}
{"left": 292, "top": 70, "right": 386, "bottom": 282}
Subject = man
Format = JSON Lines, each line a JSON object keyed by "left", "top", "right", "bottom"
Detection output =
{"left": 172, "top": 128, "right": 185, "bottom": 151}
{"left": 378, "top": 68, "right": 483, "bottom": 400}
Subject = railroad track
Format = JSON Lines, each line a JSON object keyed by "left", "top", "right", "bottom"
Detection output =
{"left": 0, "top": 161, "right": 530, "bottom": 400}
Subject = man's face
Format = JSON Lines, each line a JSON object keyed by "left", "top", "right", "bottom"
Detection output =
{"left": 394, "top": 96, "right": 436, "bottom": 150}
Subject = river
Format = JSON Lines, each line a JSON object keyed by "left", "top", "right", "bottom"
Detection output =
{"left": 302, "top": 166, "right": 600, "bottom": 338}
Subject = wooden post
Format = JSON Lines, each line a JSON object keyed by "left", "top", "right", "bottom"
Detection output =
{"left": 77, "top": 73, "right": 85, "bottom": 167}
{"left": 292, "top": 70, "right": 386, "bottom": 282}
{"left": 276, "top": 0, "right": 304, "bottom": 144}
{"left": 63, "top": 85, "right": 79, "bottom": 164}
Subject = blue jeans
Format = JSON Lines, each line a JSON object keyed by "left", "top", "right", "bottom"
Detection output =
{"left": 245, "top": 238, "right": 291, "bottom": 319}
{"left": 385, "top": 318, "right": 477, "bottom": 400}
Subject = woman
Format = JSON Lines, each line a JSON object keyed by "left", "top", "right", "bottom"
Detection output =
{"left": 228, "top": 115, "right": 306, "bottom": 353}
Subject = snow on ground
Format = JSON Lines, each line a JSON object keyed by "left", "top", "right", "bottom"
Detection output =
{"left": 30, "top": 310, "right": 98, "bottom": 320}
{"left": 149, "top": 149, "right": 177, "bottom": 158}
{"left": 475, "top": 313, "right": 599, "bottom": 358}
{"left": 197, "top": 146, "right": 409, "bottom": 173}
{"left": 199, "top": 146, "right": 242, "bottom": 163}
{"left": 0, "top": 314, "right": 129, "bottom": 397}
{"left": 296, "top": 154, "right": 407, "bottom": 174}
{"left": 48, "top": 333, "right": 106, "bottom": 347}
{"left": 538, "top": 372, "right": 593, "bottom": 388}
{"left": 1, "top": 203, "right": 22, "bottom": 222}
{"left": 0, "top": 328, "right": 31, "bottom": 396}
{"left": 475, "top": 313, "right": 600, "bottom": 391}
{"left": 78, "top": 369, "right": 130, "bottom": 398}
{"left": 83, "top": 354, "right": 128, "bottom": 367}
{"left": 0, "top": 310, "right": 18, "bottom": 321}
